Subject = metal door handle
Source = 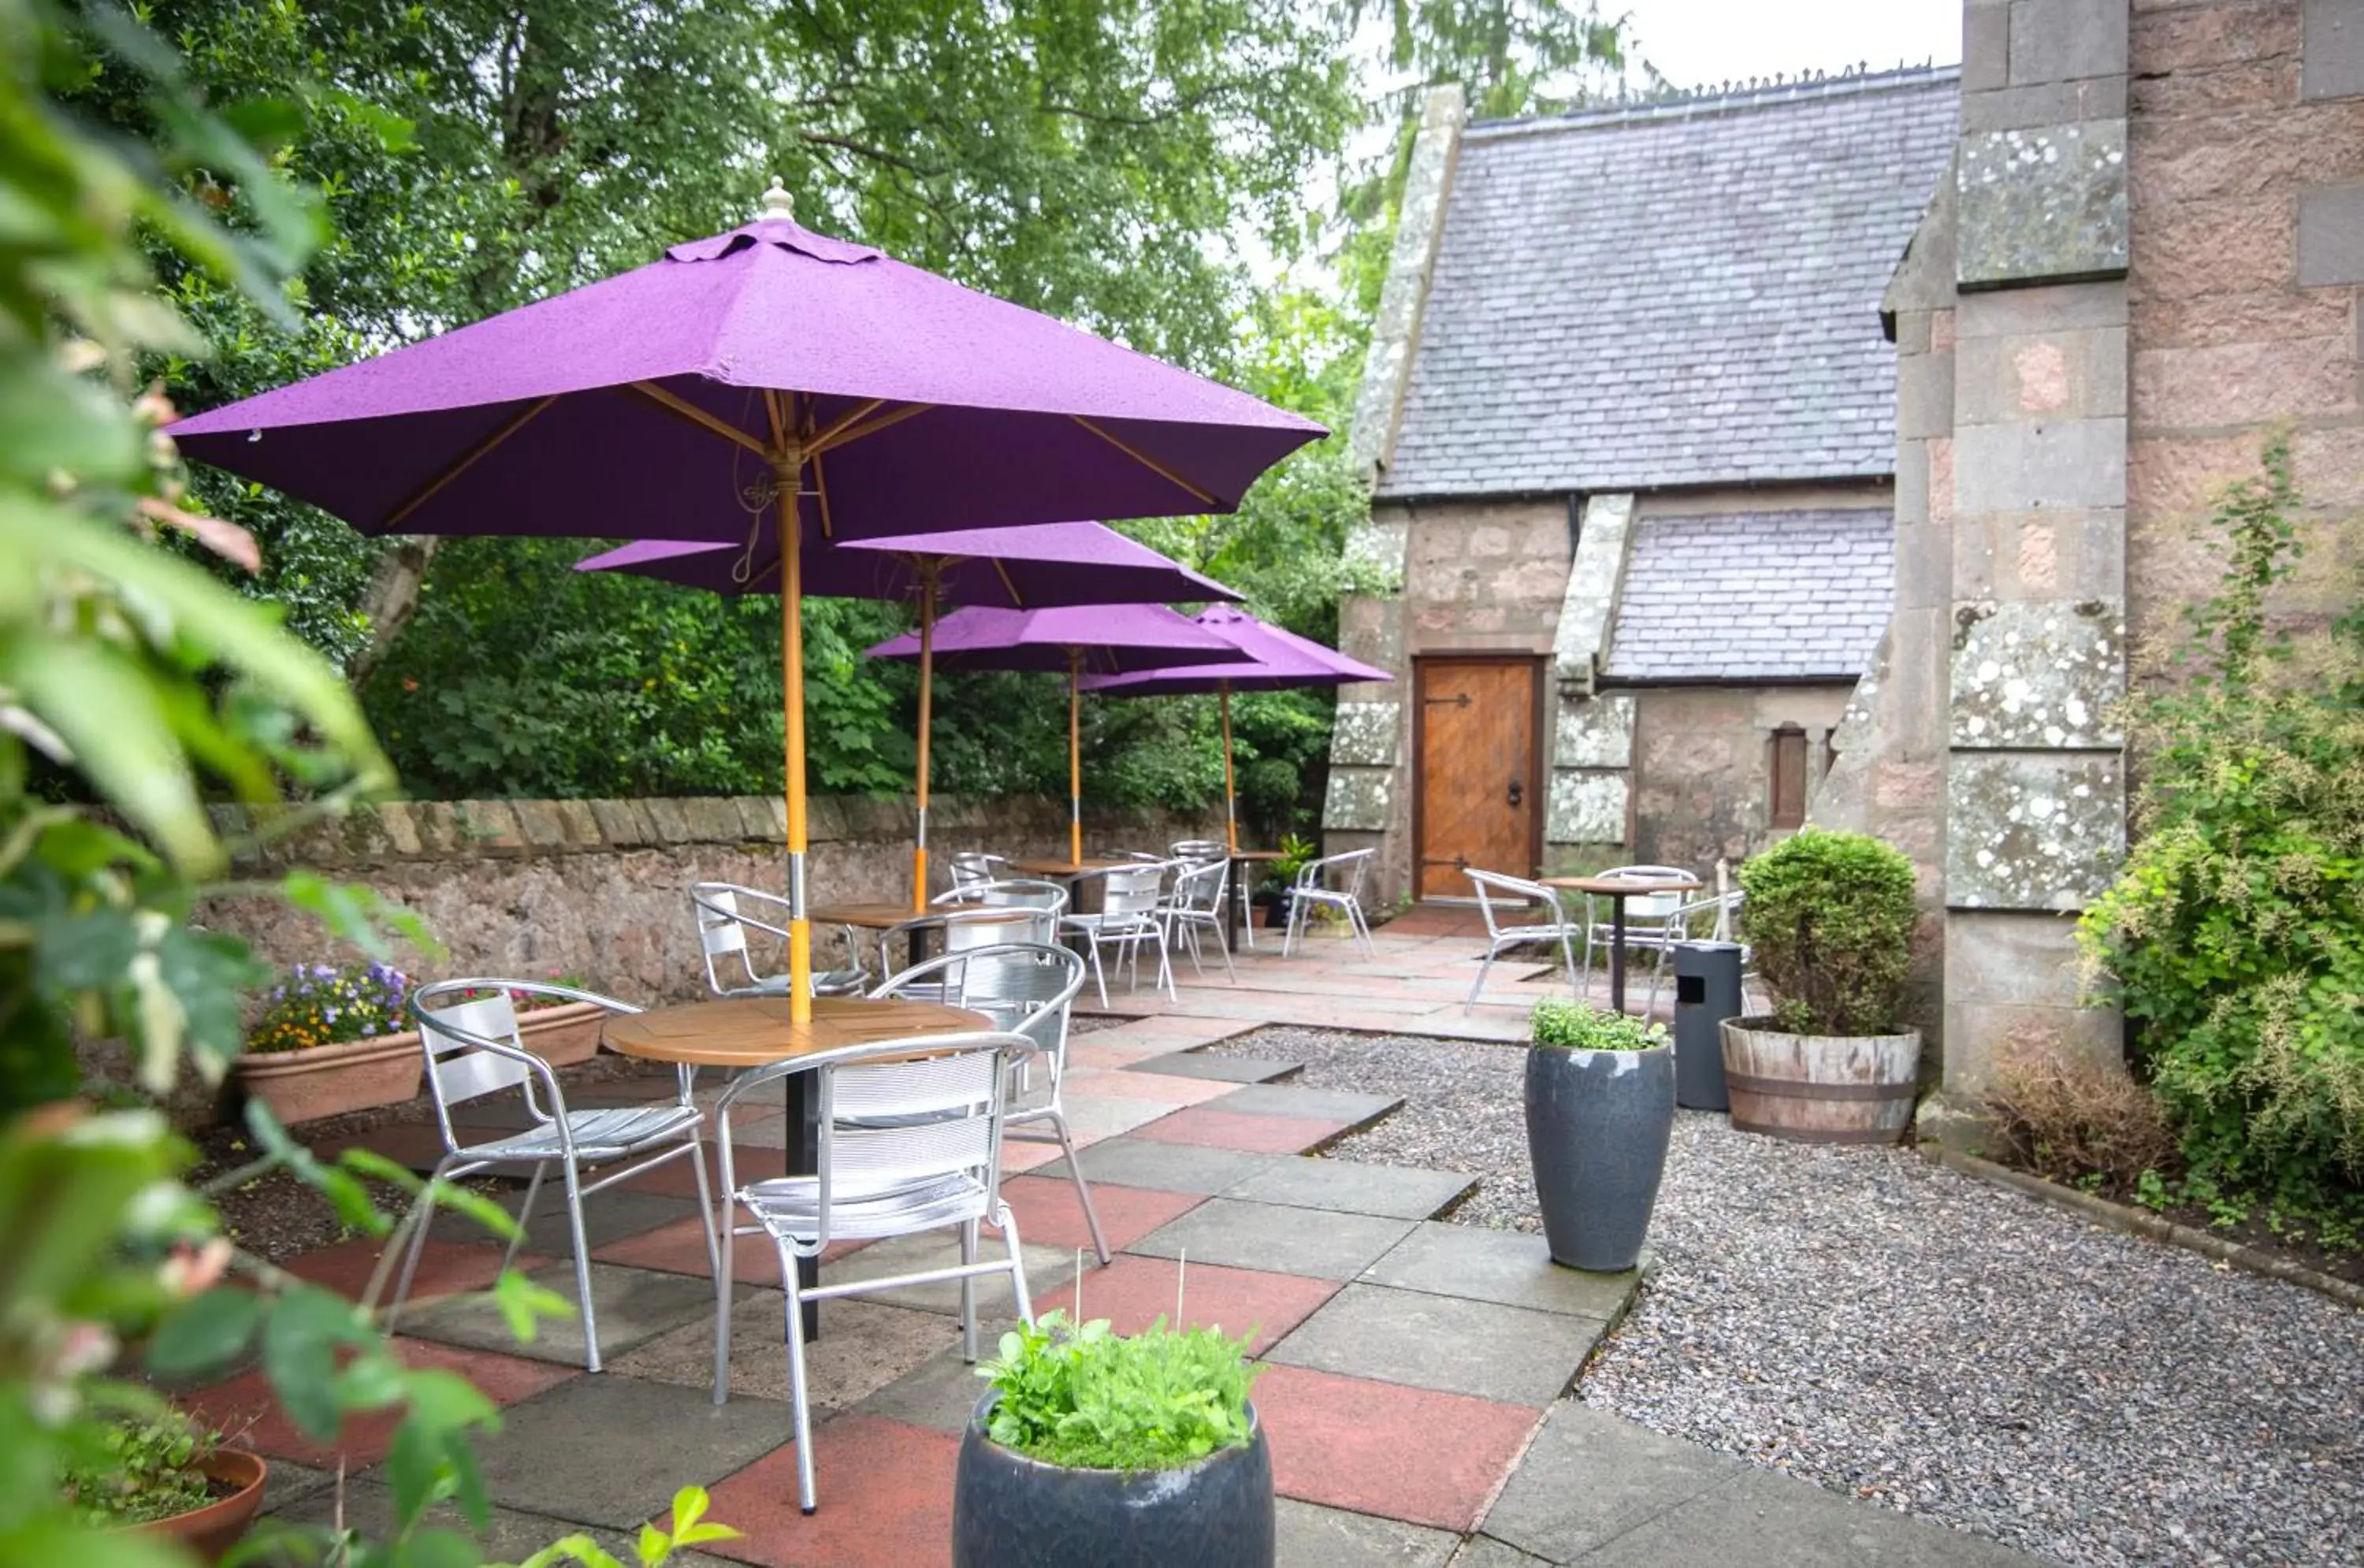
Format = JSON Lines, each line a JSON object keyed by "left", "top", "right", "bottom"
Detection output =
{"left": 1507, "top": 779, "right": 1523, "bottom": 808}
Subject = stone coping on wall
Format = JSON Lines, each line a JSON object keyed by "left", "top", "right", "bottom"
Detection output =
{"left": 205, "top": 794, "right": 1156, "bottom": 871}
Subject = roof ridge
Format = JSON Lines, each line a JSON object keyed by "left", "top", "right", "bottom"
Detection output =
{"left": 1464, "top": 61, "right": 1961, "bottom": 141}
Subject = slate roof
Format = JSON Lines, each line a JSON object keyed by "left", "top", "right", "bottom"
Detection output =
{"left": 1604, "top": 509, "right": 1893, "bottom": 681}
{"left": 1377, "top": 67, "right": 1959, "bottom": 500}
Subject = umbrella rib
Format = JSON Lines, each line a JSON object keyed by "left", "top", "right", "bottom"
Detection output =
{"left": 991, "top": 558, "right": 1024, "bottom": 608}
{"left": 810, "top": 445, "right": 836, "bottom": 538}
{"left": 381, "top": 396, "right": 559, "bottom": 528}
{"left": 1069, "top": 417, "right": 1219, "bottom": 506}
{"left": 810, "top": 400, "right": 934, "bottom": 454}
{"left": 625, "top": 381, "right": 769, "bottom": 458}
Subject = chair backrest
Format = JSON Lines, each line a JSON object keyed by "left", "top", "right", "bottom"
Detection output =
{"left": 1299, "top": 847, "right": 1373, "bottom": 899}
{"left": 946, "top": 905, "right": 1057, "bottom": 950}
{"left": 935, "top": 878, "right": 1069, "bottom": 916}
{"left": 1597, "top": 864, "right": 1693, "bottom": 920}
{"left": 1171, "top": 856, "right": 1229, "bottom": 916}
{"left": 1099, "top": 863, "right": 1169, "bottom": 920}
{"left": 872, "top": 944, "right": 1084, "bottom": 1050}
{"left": 1170, "top": 839, "right": 1228, "bottom": 865}
{"left": 1464, "top": 868, "right": 1557, "bottom": 939}
{"left": 690, "top": 881, "right": 790, "bottom": 992}
{"left": 416, "top": 989, "right": 537, "bottom": 1112}
{"left": 947, "top": 852, "right": 1008, "bottom": 890}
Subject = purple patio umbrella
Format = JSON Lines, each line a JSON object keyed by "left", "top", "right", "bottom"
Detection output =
{"left": 1081, "top": 604, "right": 1393, "bottom": 850}
{"left": 865, "top": 604, "right": 1239, "bottom": 864}
{"left": 576, "top": 522, "right": 1241, "bottom": 908}
{"left": 166, "top": 183, "right": 1321, "bottom": 1021}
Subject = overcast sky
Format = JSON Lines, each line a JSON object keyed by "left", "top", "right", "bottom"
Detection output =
{"left": 1619, "top": 0, "right": 1961, "bottom": 87}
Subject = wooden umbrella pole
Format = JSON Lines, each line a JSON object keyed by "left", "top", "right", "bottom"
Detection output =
{"left": 1069, "top": 650, "right": 1084, "bottom": 865}
{"left": 1220, "top": 680, "right": 1238, "bottom": 853}
{"left": 776, "top": 451, "right": 813, "bottom": 1023}
{"left": 912, "top": 569, "right": 936, "bottom": 913}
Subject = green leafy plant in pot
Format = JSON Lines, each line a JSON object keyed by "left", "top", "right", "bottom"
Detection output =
{"left": 1726, "top": 829, "right": 1923, "bottom": 1143}
{"left": 1252, "top": 832, "right": 1316, "bottom": 927}
{"left": 952, "top": 1310, "right": 1273, "bottom": 1566}
{"left": 66, "top": 1406, "right": 266, "bottom": 1563}
{"left": 1527, "top": 1000, "right": 1674, "bottom": 1271}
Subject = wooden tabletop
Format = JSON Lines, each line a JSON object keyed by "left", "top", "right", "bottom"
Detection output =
{"left": 810, "top": 901, "right": 1035, "bottom": 930}
{"left": 1228, "top": 849, "right": 1284, "bottom": 862}
{"left": 1006, "top": 858, "right": 1132, "bottom": 877}
{"left": 603, "top": 996, "right": 991, "bottom": 1069}
{"left": 1543, "top": 874, "right": 1703, "bottom": 897}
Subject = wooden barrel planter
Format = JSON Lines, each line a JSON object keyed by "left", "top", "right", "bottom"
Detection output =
{"left": 1718, "top": 1018, "right": 1922, "bottom": 1144}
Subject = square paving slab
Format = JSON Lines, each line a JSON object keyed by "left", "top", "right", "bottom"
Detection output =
{"left": 1254, "top": 1363, "right": 1539, "bottom": 1533}
{"left": 615, "top": 1292, "right": 957, "bottom": 1409}
{"left": 1128, "top": 1199, "right": 1415, "bottom": 1280}
{"left": 1364, "top": 1222, "right": 1640, "bottom": 1319}
{"left": 283, "top": 1235, "right": 555, "bottom": 1309}
{"left": 1127, "top": 1050, "right": 1303, "bottom": 1083}
{"left": 988, "top": 1174, "right": 1204, "bottom": 1254}
{"left": 258, "top": 1481, "right": 743, "bottom": 1568}
{"left": 1225, "top": 1157, "right": 1476, "bottom": 1220}
{"left": 699, "top": 1414, "right": 961, "bottom": 1568}
{"left": 403, "top": 1261, "right": 725, "bottom": 1366}
{"left": 465, "top": 1373, "right": 793, "bottom": 1532}
{"left": 1264, "top": 1283, "right": 1601, "bottom": 1406}
{"left": 1276, "top": 1499, "right": 1459, "bottom": 1567}
{"left": 188, "top": 1337, "right": 576, "bottom": 1470}
{"left": 427, "top": 1187, "right": 701, "bottom": 1255}
{"left": 1130, "top": 1105, "right": 1351, "bottom": 1154}
{"left": 1214, "top": 1083, "right": 1403, "bottom": 1124}
{"left": 1478, "top": 1401, "right": 1747, "bottom": 1562}
{"left": 1041, "top": 1135, "right": 1279, "bottom": 1195}
{"left": 1579, "top": 1465, "right": 2044, "bottom": 1567}
{"left": 851, "top": 1346, "right": 993, "bottom": 1434}
{"left": 1057, "top": 1252, "right": 1339, "bottom": 1354}
{"left": 821, "top": 1231, "right": 1074, "bottom": 1319}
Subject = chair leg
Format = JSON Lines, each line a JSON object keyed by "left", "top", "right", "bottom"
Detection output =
{"left": 712, "top": 1145, "right": 738, "bottom": 1406}
{"left": 1000, "top": 1206, "right": 1035, "bottom": 1325}
{"left": 559, "top": 1161, "right": 601, "bottom": 1374}
{"left": 959, "top": 1219, "right": 980, "bottom": 1364}
{"left": 779, "top": 1242, "right": 819, "bottom": 1515}
{"left": 688, "top": 1141, "right": 721, "bottom": 1284}
{"left": 1466, "top": 942, "right": 1500, "bottom": 1012}
{"left": 1558, "top": 927, "right": 1580, "bottom": 994}
{"left": 1280, "top": 898, "right": 1299, "bottom": 957}
{"left": 1052, "top": 1112, "right": 1111, "bottom": 1265}
{"left": 1213, "top": 916, "right": 1236, "bottom": 983}
{"left": 504, "top": 1163, "right": 547, "bottom": 1271}
{"left": 1085, "top": 938, "right": 1110, "bottom": 1009}
{"left": 376, "top": 1178, "right": 443, "bottom": 1333}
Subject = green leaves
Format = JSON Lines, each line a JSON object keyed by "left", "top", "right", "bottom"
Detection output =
{"left": 263, "top": 1287, "right": 374, "bottom": 1440}
{"left": 1530, "top": 1000, "right": 1664, "bottom": 1053}
{"left": 1738, "top": 830, "right": 1920, "bottom": 1038}
{"left": 977, "top": 1310, "right": 1261, "bottom": 1472}
{"left": 146, "top": 1287, "right": 262, "bottom": 1378}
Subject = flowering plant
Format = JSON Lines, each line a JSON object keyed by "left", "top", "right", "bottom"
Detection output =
{"left": 245, "top": 961, "right": 412, "bottom": 1053}
{"left": 451, "top": 969, "right": 593, "bottom": 1013}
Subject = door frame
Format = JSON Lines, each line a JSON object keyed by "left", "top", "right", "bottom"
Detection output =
{"left": 1409, "top": 652, "right": 1550, "bottom": 895}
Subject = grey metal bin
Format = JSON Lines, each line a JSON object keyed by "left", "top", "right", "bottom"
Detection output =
{"left": 1671, "top": 940, "right": 1745, "bottom": 1110}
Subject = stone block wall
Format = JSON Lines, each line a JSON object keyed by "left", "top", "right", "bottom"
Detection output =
{"left": 1632, "top": 686, "right": 1855, "bottom": 873}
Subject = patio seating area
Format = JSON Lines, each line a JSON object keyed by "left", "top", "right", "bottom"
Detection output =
{"left": 198, "top": 898, "right": 2031, "bottom": 1567}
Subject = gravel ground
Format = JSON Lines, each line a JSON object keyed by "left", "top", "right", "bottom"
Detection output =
{"left": 1214, "top": 1026, "right": 2364, "bottom": 1568}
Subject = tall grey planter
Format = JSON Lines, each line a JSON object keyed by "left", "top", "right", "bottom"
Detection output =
{"left": 1524, "top": 1044, "right": 1675, "bottom": 1272}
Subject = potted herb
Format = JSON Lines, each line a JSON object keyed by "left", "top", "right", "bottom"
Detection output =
{"left": 1527, "top": 1000, "right": 1674, "bottom": 1272}
{"left": 1722, "top": 828, "right": 1922, "bottom": 1143}
{"left": 953, "top": 1311, "right": 1272, "bottom": 1567}
{"left": 69, "top": 1409, "right": 267, "bottom": 1563}
{"left": 1251, "top": 832, "right": 1314, "bottom": 928}
{"left": 232, "top": 961, "right": 422, "bottom": 1124}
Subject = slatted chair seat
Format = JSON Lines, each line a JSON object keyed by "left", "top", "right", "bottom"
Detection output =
{"left": 464, "top": 1102, "right": 704, "bottom": 1164}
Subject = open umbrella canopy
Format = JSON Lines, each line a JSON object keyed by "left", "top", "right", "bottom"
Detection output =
{"left": 574, "top": 522, "right": 1240, "bottom": 608}
{"left": 864, "top": 603, "right": 1239, "bottom": 674}
{"left": 1079, "top": 604, "right": 1392, "bottom": 694}
{"left": 169, "top": 195, "right": 1321, "bottom": 544}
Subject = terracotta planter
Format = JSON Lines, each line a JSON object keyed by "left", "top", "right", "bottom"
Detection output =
{"left": 135, "top": 1448, "right": 267, "bottom": 1563}
{"left": 1718, "top": 1017, "right": 1922, "bottom": 1145}
{"left": 235, "top": 1030, "right": 422, "bottom": 1124}
{"left": 518, "top": 1001, "right": 605, "bottom": 1067}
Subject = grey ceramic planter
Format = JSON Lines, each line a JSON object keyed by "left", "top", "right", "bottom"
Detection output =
{"left": 952, "top": 1394, "right": 1273, "bottom": 1567}
{"left": 1524, "top": 1043, "right": 1675, "bottom": 1272}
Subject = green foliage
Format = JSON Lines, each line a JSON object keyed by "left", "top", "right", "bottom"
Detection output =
{"left": 245, "top": 961, "right": 411, "bottom": 1054}
{"left": 1738, "top": 830, "right": 1919, "bottom": 1037}
{"left": 1530, "top": 1000, "right": 1664, "bottom": 1053}
{"left": 2078, "top": 436, "right": 2364, "bottom": 1213}
{"left": 979, "top": 1310, "right": 1262, "bottom": 1473}
{"left": 1266, "top": 832, "right": 1318, "bottom": 890}
{"left": 64, "top": 1406, "right": 217, "bottom": 1528}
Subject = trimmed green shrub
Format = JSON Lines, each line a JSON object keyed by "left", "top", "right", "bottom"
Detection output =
{"left": 979, "top": 1311, "right": 1261, "bottom": 1471}
{"left": 1531, "top": 1000, "right": 1664, "bottom": 1052}
{"left": 1739, "top": 829, "right": 1918, "bottom": 1036}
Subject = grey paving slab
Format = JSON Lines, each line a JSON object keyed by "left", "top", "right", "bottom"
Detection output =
{"left": 428, "top": 1187, "right": 699, "bottom": 1254}
{"left": 1277, "top": 1498, "right": 1459, "bottom": 1567}
{"left": 1041, "top": 1135, "right": 1280, "bottom": 1195}
{"left": 403, "top": 1261, "right": 724, "bottom": 1366}
{"left": 822, "top": 1231, "right": 1076, "bottom": 1319}
{"left": 1480, "top": 1402, "right": 1746, "bottom": 1562}
{"left": 1586, "top": 1466, "right": 2042, "bottom": 1566}
{"left": 258, "top": 1458, "right": 336, "bottom": 1516}
{"left": 1450, "top": 1539, "right": 1555, "bottom": 1567}
{"left": 1127, "top": 1050, "right": 1303, "bottom": 1083}
{"left": 258, "top": 1480, "right": 741, "bottom": 1567}
{"left": 1214, "top": 1082, "right": 1403, "bottom": 1124}
{"left": 457, "top": 1374, "right": 791, "bottom": 1531}
{"left": 1266, "top": 1283, "right": 1600, "bottom": 1406}
{"left": 852, "top": 1345, "right": 992, "bottom": 1433}
{"left": 1226, "top": 1156, "right": 1476, "bottom": 1220}
{"left": 1128, "top": 1199, "right": 1415, "bottom": 1280}
{"left": 614, "top": 1291, "right": 957, "bottom": 1408}
{"left": 1365, "top": 1223, "right": 1640, "bottom": 1319}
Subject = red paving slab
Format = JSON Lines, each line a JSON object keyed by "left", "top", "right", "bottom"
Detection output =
{"left": 1128, "top": 1106, "right": 1350, "bottom": 1155}
{"left": 1060, "top": 1068, "right": 1239, "bottom": 1106}
{"left": 1055, "top": 1254, "right": 1337, "bottom": 1357}
{"left": 185, "top": 1337, "right": 575, "bottom": 1469}
{"left": 281, "top": 1236, "right": 553, "bottom": 1308}
{"left": 597, "top": 1213, "right": 870, "bottom": 1279}
{"left": 987, "top": 1176, "right": 1203, "bottom": 1255}
{"left": 615, "top": 1150, "right": 723, "bottom": 1198}
{"left": 700, "top": 1414, "right": 958, "bottom": 1568}
{"left": 1251, "top": 1363, "right": 1539, "bottom": 1532}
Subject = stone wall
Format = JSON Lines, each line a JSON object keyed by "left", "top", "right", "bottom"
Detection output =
{"left": 1630, "top": 686, "right": 1856, "bottom": 872}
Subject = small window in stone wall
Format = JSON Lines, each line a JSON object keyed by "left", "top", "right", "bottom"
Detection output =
{"left": 1769, "top": 726, "right": 1808, "bottom": 830}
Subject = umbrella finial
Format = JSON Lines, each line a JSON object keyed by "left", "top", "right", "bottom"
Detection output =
{"left": 758, "top": 177, "right": 795, "bottom": 223}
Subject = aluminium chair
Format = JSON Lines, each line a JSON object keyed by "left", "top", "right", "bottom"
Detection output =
{"left": 932, "top": 877, "right": 1071, "bottom": 918}
{"left": 1641, "top": 887, "right": 1754, "bottom": 1016}
{"left": 946, "top": 851, "right": 1009, "bottom": 891}
{"left": 690, "top": 882, "right": 867, "bottom": 1000}
{"left": 374, "top": 980, "right": 717, "bottom": 1373}
{"left": 1573, "top": 865, "right": 1697, "bottom": 1000}
{"left": 1280, "top": 847, "right": 1377, "bottom": 959}
{"left": 1061, "top": 861, "right": 1176, "bottom": 1005}
{"left": 1161, "top": 856, "right": 1236, "bottom": 983}
{"left": 707, "top": 1027, "right": 1040, "bottom": 1513}
{"left": 873, "top": 943, "right": 1107, "bottom": 1264}
{"left": 1172, "top": 838, "right": 1254, "bottom": 950}
{"left": 1463, "top": 868, "right": 1582, "bottom": 1011}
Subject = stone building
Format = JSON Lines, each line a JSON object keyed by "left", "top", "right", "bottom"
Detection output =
{"left": 1325, "top": 66, "right": 1960, "bottom": 902}
{"left": 1812, "top": 0, "right": 2364, "bottom": 1125}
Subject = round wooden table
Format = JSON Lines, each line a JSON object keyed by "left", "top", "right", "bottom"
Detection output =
{"left": 810, "top": 901, "right": 1035, "bottom": 975}
{"left": 604, "top": 995, "right": 991, "bottom": 1336}
{"left": 1541, "top": 875, "right": 1703, "bottom": 1014}
{"left": 1005, "top": 857, "right": 1132, "bottom": 879}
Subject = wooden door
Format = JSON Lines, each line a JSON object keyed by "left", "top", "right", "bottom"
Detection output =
{"left": 1416, "top": 659, "right": 1541, "bottom": 897}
